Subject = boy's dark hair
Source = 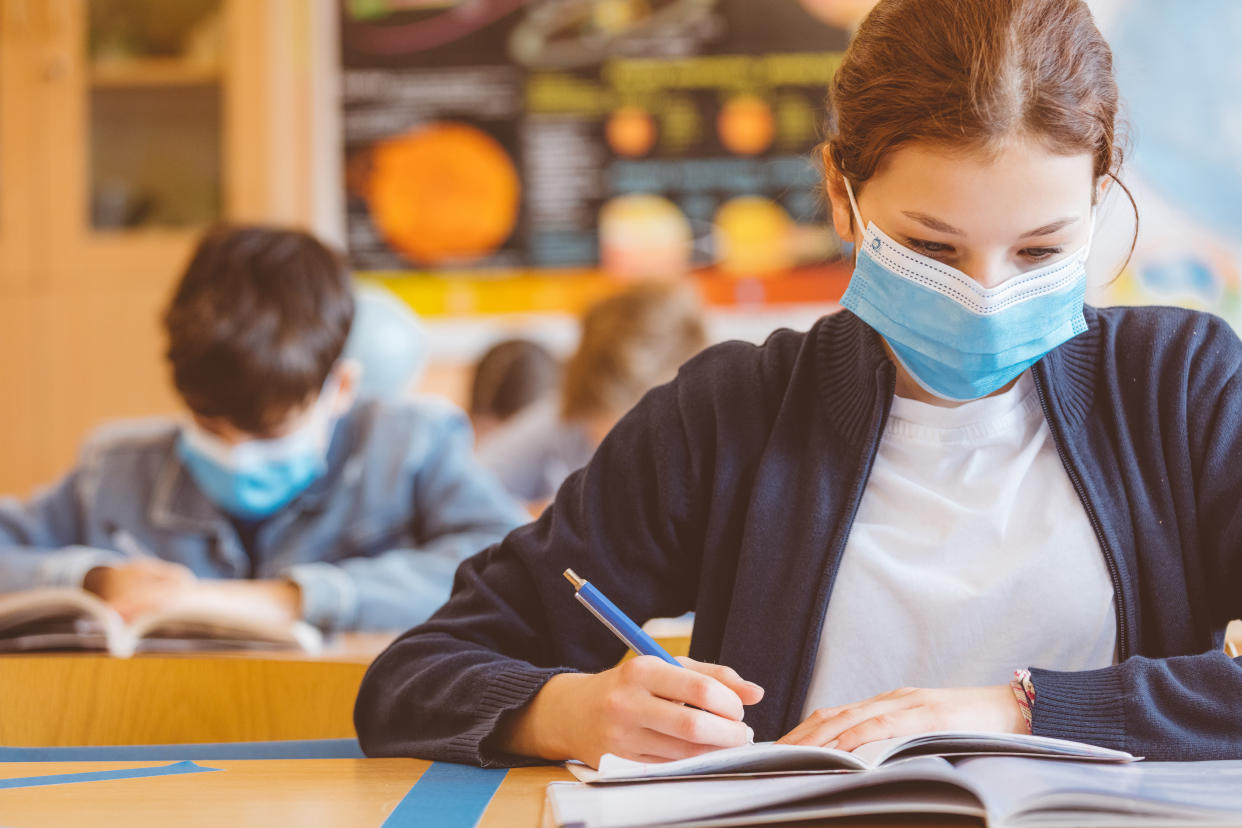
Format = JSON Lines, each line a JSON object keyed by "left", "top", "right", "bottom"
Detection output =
{"left": 469, "top": 339, "right": 560, "bottom": 422}
{"left": 164, "top": 224, "right": 355, "bottom": 435}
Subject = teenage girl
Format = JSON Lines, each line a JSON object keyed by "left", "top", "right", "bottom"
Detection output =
{"left": 357, "top": 0, "right": 1242, "bottom": 767}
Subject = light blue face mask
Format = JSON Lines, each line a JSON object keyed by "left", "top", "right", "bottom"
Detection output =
{"left": 177, "top": 391, "right": 335, "bottom": 520}
{"left": 838, "top": 180, "right": 1093, "bottom": 401}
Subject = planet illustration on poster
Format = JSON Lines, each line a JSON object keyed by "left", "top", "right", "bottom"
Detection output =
{"left": 368, "top": 122, "right": 520, "bottom": 266}
{"left": 795, "top": 0, "right": 878, "bottom": 29}
{"left": 509, "top": 0, "right": 720, "bottom": 68}
{"left": 599, "top": 194, "right": 693, "bottom": 278}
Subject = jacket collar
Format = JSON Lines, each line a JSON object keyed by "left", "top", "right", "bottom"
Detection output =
{"left": 1033, "top": 305, "right": 1101, "bottom": 432}
{"left": 816, "top": 310, "right": 896, "bottom": 443}
{"left": 817, "top": 305, "right": 1101, "bottom": 440}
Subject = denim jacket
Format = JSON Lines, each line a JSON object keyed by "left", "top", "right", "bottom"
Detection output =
{"left": 0, "top": 398, "right": 529, "bottom": 632}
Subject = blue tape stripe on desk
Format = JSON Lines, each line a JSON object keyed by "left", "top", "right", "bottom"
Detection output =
{"left": 0, "top": 738, "right": 365, "bottom": 762}
{"left": 0, "top": 760, "right": 219, "bottom": 790}
{"left": 383, "top": 763, "right": 507, "bottom": 828}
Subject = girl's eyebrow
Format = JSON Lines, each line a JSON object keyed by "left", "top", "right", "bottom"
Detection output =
{"left": 901, "top": 212, "right": 1080, "bottom": 239}
{"left": 902, "top": 211, "right": 964, "bottom": 235}
{"left": 1021, "top": 217, "right": 1079, "bottom": 238}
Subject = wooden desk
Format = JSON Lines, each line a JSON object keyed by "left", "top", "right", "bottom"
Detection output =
{"left": 0, "top": 627, "right": 695, "bottom": 748}
{"left": 0, "top": 634, "right": 396, "bottom": 747}
{"left": 0, "top": 759, "right": 976, "bottom": 828}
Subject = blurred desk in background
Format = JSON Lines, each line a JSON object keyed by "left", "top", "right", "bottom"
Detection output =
{"left": 0, "top": 633, "right": 395, "bottom": 747}
{"left": 0, "top": 624, "right": 695, "bottom": 748}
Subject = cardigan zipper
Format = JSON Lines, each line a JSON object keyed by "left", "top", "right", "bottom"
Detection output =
{"left": 1033, "top": 371, "right": 1131, "bottom": 661}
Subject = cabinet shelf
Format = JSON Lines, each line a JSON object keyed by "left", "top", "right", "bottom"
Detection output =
{"left": 89, "top": 58, "right": 221, "bottom": 88}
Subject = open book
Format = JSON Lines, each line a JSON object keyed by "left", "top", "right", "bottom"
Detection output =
{"left": 548, "top": 749, "right": 1242, "bottom": 828}
{"left": 0, "top": 588, "right": 322, "bottom": 658}
{"left": 571, "top": 732, "right": 1135, "bottom": 782}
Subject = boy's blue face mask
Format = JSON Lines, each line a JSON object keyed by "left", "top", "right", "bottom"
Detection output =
{"left": 176, "top": 387, "right": 336, "bottom": 520}
{"left": 838, "top": 179, "right": 1093, "bottom": 402}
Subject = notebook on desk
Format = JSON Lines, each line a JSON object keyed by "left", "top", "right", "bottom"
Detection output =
{"left": 546, "top": 751, "right": 1242, "bottom": 828}
{"left": 0, "top": 587, "right": 322, "bottom": 657}
{"left": 570, "top": 731, "right": 1133, "bottom": 782}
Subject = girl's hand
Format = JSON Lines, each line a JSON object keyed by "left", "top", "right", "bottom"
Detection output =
{"left": 499, "top": 656, "right": 765, "bottom": 767}
{"left": 777, "top": 685, "right": 1025, "bottom": 752}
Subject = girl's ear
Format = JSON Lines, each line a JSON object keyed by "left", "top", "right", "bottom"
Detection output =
{"left": 822, "top": 145, "right": 858, "bottom": 244}
{"left": 1095, "top": 174, "right": 1112, "bottom": 205}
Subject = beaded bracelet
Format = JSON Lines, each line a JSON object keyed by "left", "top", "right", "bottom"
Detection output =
{"left": 1009, "top": 668, "right": 1035, "bottom": 733}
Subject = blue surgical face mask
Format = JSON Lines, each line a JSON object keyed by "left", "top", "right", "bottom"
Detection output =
{"left": 838, "top": 179, "right": 1093, "bottom": 401}
{"left": 177, "top": 388, "right": 336, "bottom": 520}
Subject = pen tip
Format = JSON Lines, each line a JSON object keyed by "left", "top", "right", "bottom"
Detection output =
{"left": 563, "top": 569, "right": 585, "bottom": 589}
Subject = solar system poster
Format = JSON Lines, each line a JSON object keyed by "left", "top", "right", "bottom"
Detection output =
{"left": 340, "top": 0, "right": 866, "bottom": 316}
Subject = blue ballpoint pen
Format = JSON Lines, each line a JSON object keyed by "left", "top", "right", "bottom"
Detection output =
{"left": 563, "top": 569, "right": 680, "bottom": 666}
{"left": 564, "top": 568, "right": 756, "bottom": 743}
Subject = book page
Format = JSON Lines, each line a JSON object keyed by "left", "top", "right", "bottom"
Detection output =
{"left": 129, "top": 600, "right": 323, "bottom": 655}
{"left": 0, "top": 588, "right": 125, "bottom": 654}
{"left": 955, "top": 756, "right": 1242, "bottom": 826}
{"left": 575, "top": 731, "right": 1135, "bottom": 783}
{"left": 578, "top": 742, "right": 869, "bottom": 783}
{"left": 854, "top": 731, "right": 1137, "bottom": 767}
{"left": 549, "top": 757, "right": 965, "bottom": 828}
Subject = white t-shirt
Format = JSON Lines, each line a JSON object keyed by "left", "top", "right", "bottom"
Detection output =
{"left": 800, "top": 372, "right": 1117, "bottom": 717}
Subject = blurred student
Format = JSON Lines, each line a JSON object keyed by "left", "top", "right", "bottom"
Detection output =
{"left": 478, "top": 282, "right": 707, "bottom": 504}
{"left": 468, "top": 338, "right": 560, "bottom": 444}
{"left": 0, "top": 225, "right": 528, "bottom": 632}
{"left": 342, "top": 282, "right": 428, "bottom": 401}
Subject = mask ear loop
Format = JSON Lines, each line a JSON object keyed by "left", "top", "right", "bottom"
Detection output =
{"left": 843, "top": 176, "right": 867, "bottom": 234}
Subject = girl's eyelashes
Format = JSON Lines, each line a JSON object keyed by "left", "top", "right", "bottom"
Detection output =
{"left": 904, "top": 238, "right": 955, "bottom": 255}
{"left": 1019, "top": 246, "right": 1065, "bottom": 262}
{"left": 903, "top": 237, "right": 1067, "bottom": 264}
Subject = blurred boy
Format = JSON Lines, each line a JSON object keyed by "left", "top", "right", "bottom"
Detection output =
{"left": 468, "top": 338, "right": 560, "bottom": 444}
{"left": 0, "top": 225, "right": 528, "bottom": 632}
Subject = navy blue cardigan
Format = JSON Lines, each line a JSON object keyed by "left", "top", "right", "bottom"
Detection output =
{"left": 356, "top": 306, "right": 1242, "bottom": 766}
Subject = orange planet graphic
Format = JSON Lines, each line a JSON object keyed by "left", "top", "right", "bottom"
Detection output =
{"left": 368, "top": 123, "right": 520, "bottom": 265}
{"left": 599, "top": 194, "right": 692, "bottom": 278}
{"left": 713, "top": 197, "right": 794, "bottom": 277}
{"left": 796, "top": 0, "right": 879, "bottom": 28}
{"left": 717, "top": 95, "right": 776, "bottom": 156}
{"left": 606, "top": 106, "right": 657, "bottom": 157}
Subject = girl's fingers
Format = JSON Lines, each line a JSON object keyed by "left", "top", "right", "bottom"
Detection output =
{"left": 624, "top": 728, "right": 729, "bottom": 763}
{"left": 627, "top": 657, "right": 745, "bottom": 722}
{"left": 833, "top": 707, "right": 930, "bottom": 753}
{"left": 778, "top": 691, "right": 926, "bottom": 747}
{"left": 679, "top": 658, "right": 765, "bottom": 704}
{"left": 635, "top": 690, "right": 752, "bottom": 748}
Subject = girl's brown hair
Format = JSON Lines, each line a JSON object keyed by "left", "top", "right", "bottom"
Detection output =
{"left": 826, "top": 0, "right": 1136, "bottom": 256}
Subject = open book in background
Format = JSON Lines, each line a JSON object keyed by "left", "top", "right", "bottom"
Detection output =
{"left": 0, "top": 588, "right": 323, "bottom": 657}
{"left": 548, "top": 754, "right": 1242, "bottom": 828}
{"left": 571, "top": 732, "right": 1136, "bottom": 782}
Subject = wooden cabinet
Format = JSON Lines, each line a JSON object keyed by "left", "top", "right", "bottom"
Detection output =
{"left": 0, "top": 0, "right": 326, "bottom": 495}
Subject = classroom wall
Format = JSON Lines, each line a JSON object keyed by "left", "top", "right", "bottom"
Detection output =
{"left": 2, "top": 0, "right": 1239, "bottom": 498}
{"left": 0, "top": 1, "right": 341, "bottom": 497}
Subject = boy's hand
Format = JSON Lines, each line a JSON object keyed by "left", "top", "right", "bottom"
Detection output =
{"left": 84, "top": 563, "right": 300, "bottom": 624}
{"left": 83, "top": 559, "right": 197, "bottom": 620}
{"left": 182, "top": 579, "right": 303, "bottom": 623}
{"left": 499, "top": 656, "right": 764, "bottom": 768}
{"left": 777, "top": 685, "right": 1026, "bottom": 752}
